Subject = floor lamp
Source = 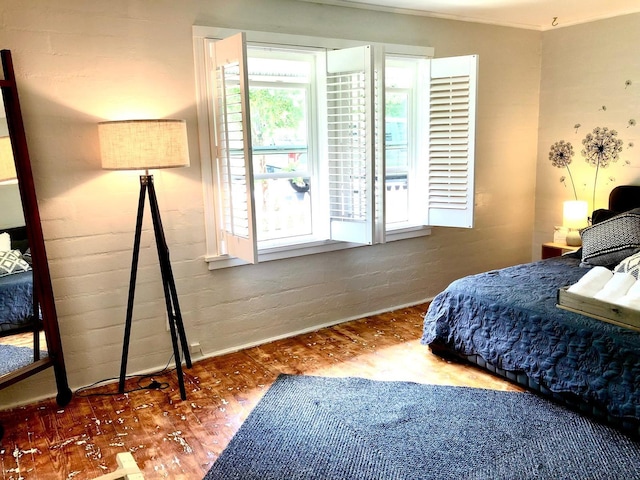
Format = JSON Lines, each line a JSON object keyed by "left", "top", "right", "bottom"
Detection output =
{"left": 98, "top": 119, "right": 192, "bottom": 400}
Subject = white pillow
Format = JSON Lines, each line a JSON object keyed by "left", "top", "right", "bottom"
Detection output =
{"left": 0, "top": 232, "right": 10, "bottom": 251}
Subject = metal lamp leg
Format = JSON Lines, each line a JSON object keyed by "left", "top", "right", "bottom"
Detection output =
{"left": 119, "top": 174, "right": 191, "bottom": 400}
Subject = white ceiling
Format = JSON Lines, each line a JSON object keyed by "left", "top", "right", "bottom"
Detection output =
{"left": 298, "top": 0, "right": 640, "bottom": 30}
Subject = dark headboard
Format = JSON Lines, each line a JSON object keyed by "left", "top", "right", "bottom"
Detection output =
{"left": 592, "top": 185, "right": 640, "bottom": 224}
{"left": 2, "top": 224, "right": 28, "bottom": 253}
{"left": 609, "top": 185, "right": 640, "bottom": 212}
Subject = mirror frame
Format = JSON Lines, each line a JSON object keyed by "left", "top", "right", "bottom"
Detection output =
{"left": 0, "top": 50, "right": 71, "bottom": 406}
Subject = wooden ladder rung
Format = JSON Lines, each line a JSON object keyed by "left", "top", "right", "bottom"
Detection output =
{"left": 91, "top": 452, "right": 144, "bottom": 480}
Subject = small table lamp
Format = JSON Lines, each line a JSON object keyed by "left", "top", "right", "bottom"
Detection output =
{"left": 98, "top": 119, "right": 192, "bottom": 400}
{"left": 563, "top": 200, "right": 588, "bottom": 247}
{"left": 0, "top": 136, "right": 17, "bottom": 184}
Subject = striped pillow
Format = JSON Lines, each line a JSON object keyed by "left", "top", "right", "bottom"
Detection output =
{"left": 580, "top": 209, "right": 640, "bottom": 267}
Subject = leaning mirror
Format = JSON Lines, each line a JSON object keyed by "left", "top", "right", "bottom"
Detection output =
{"left": 0, "top": 89, "right": 40, "bottom": 373}
{"left": 0, "top": 50, "right": 71, "bottom": 438}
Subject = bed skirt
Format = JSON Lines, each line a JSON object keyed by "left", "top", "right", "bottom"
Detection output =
{"left": 429, "top": 343, "right": 640, "bottom": 438}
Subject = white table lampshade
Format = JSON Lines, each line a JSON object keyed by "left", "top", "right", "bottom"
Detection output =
{"left": 563, "top": 200, "right": 588, "bottom": 246}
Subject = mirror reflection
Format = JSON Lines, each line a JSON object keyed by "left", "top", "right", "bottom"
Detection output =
{"left": 0, "top": 88, "right": 47, "bottom": 378}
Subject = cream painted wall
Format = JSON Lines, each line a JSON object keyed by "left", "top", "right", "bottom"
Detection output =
{"left": 534, "top": 14, "right": 640, "bottom": 257}
{"left": 0, "top": 184, "right": 25, "bottom": 229}
{"left": 0, "top": 113, "right": 24, "bottom": 228}
{"left": 0, "top": 0, "right": 541, "bottom": 406}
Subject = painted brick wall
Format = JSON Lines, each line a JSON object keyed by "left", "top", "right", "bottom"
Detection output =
{"left": 0, "top": 0, "right": 541, "bottom": 406}
{"left": 534, "top": 14, "right": 640, "bottom": 257}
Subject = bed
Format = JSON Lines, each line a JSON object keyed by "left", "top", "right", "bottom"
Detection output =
{"left": 0, "top": 225, "right": 39, "bottom": 342}
{"left": 0, "top": 270, "right": 35, "bottom": 334}
{"left": 422, "top": 185, "right": 640, "bottom": 436}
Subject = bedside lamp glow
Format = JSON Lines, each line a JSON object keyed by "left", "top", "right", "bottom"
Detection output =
{"left": 563, "top": 200, "right": 588, "bottom": 247}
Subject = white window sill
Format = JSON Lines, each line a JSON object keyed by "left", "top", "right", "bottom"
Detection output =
{"left": 204, "top": 225, "right": 432, "bottom": 270}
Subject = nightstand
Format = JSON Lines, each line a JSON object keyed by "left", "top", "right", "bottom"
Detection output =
{"left": 541, "top": 242, "right": 580, "bottom": 259}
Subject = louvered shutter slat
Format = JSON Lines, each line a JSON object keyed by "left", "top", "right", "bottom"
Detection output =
{"left": 325, "top": 45, "right": 375, "bottom": 244}
{"left": 427, "top": 55, "right": 477, "bottom": 228}
{"left": 213, "top": 33, "right": 258, "bottom": 263}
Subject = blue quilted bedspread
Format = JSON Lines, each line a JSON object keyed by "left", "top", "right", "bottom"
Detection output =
{"left": 0, "top": 270, "right": 34, "bottom": 333}
{"left": 422, "top": 256, "right": 640, "bottom": 422}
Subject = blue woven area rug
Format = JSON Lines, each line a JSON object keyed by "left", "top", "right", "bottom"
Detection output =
{"left": 204, "top": 374, "right": 640, "bottom": 480}
{"left": 0, "top": 344, "right": 46, "bottom": 376}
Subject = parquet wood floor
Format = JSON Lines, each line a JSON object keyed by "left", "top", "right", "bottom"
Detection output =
{"left": 0, "top": 331, "right": 46, "bottom": 351}
{"left": 0, "top": 303, "right": 522, "bottom": 479}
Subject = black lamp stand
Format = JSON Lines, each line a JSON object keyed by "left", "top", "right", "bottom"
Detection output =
{"left": 119, "top": 173, "right": 192, "bottom": 400}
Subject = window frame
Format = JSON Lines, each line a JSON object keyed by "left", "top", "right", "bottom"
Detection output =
{"left": 193, "top": 26, "right": 479, "bottom": 270}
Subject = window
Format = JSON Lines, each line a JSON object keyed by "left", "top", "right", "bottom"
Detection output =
{"left": 248, "top": 51, "right": 314, "bottom": 244}
{"left": 385, "top": 58, "right": 414, "bottom": 227}
{"left": 193, "top": 27, "right": 477, "bottom": 267}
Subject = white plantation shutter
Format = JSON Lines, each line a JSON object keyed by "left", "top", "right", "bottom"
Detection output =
{"left": 326, "top": 45, "right": 375, "bottom": 244}
{"left": 212, "top": 33, "right": 258, "bottom": 263}
{"left": 426, "top": 55, "right": 477, "bottom": 228}
{"left": 373, "top": 49, "right": 386, "bottom": 244}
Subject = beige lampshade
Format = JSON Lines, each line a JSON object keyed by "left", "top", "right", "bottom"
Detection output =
{"left": 0, "top": 136, "right": 17, "bottom": 183}
{"left": 98, "top": 119, "right": 190, "bottom": 170}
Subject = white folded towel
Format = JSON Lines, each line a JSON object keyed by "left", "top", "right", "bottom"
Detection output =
{"left": 567, "top": 266, "right": 614, "bottom": 297}
{"left": 593, "top": 272, "right": 637, "bottom": 302}
{"left": 624, "top": 279, "right": 640, "bottom": 299}
{"left": 611, "top": 278, "right": 640, "bottom": 311}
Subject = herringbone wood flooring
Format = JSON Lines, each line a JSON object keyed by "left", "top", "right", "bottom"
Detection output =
{"left": 0, "top": 303, "right": 521, "bottom": 479}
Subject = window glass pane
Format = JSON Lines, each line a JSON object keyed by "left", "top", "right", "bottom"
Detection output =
{"left": 385, "top": 174, "right": 409, "bottom": 224}
{"left": 247, "top": 49, "right": 314, "bottom": 243}
{"left": 248, "top": 56, "right": 311, "bottom": 83}
{"left": 253, "top": 151, "right": 308, "bottom": 176}
{"left": 249, "top": 86, "right": 308, "bottom": 150}
{"left": 385, "top": 124, "right": 408, "bottom": 170}
{"left": 255, "top": 178, "right": 312, "bottom": 241}
{"left": 385, "top": 90, "right": 410, "bottom": 224}
{"left": 386, "top": 64, "right": 413, "bottom": 89}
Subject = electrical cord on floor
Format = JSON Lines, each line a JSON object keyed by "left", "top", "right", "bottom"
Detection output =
{"left": 75, "top": 355, "right": 175, "bottom": 397}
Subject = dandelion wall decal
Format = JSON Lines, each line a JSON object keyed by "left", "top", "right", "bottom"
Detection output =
{"left": 549, "top": 140, "right": 577, "bottom": 200}
{"left": 547, "top": 73, "right": 637, "bottom": 229}
{"left": 581, "top": 126, "right": 624, "bottom": 208}
{"left": 581, "top": 127, "right": 623, "bottom": 168}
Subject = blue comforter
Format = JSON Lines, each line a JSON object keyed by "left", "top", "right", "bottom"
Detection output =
{"left": 422, "top": 256, "right": 640, "bottom": 422}
{"left": 0, "top": 270, "right": 34, "bottom": 334}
